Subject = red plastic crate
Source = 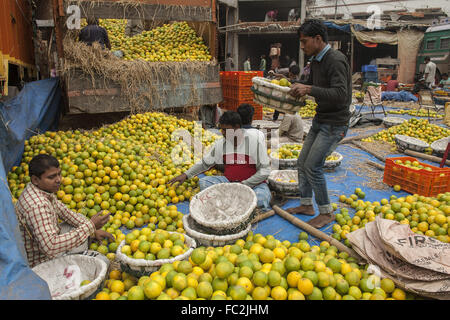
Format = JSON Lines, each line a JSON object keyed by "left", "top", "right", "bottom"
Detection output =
{"left": 228, "top": 87, "right": 254, "bottom": 101}
{"left": 229, "top": 71, "right": 262, "bottom": 87}
{"left": 383, "top": 156, "right": 450, "bottom": 197}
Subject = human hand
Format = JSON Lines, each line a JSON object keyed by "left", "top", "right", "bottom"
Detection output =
{"left": 94, "top": 229, "right": 115, "bottom": 243}
{"left": 168, "top": 173, "right": 188, "bottom": 186}
{"left": 90, "top": 211, "right": 111, "bottom": 229}
{"left": 289, "top": 83, "right": 311, "bottom": 98}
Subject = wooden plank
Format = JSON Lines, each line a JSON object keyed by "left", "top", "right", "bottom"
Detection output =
{"left": 65, "top": 0, "right": 213, "bottom": 21}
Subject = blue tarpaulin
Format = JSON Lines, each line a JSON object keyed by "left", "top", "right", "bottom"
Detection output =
{"left": 382, "top": 91, "right": 419, "bottom": 102}
{"left": 323, "top": 21, "right": 366, "bottom": 33}
{"left": 0, "top": 78, "right": 61, "bottom": 300}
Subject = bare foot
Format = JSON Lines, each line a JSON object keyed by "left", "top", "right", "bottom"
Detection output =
{"left": 286, "top": 205, "right": 315, "bottom": 216}
{"left": 307, "top": 213, "right": 335, "bottom": 229}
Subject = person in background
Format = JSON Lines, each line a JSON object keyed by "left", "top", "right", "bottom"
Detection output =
{"left": 79, "top": 17, "right": 111, "bottom": 50}
{"left": 237, "top": 103, "right": 255, "bottom": 129}
{"left": 265, "top": 10, "right": 278, "bottom": 22}
{"left": 199, "top": 105, "right": 218, "bottom": 129}
{"left": 16, "top": 154, "right": 114, "bottom": 268}
{"left": 439, "top": 73, "right": 450, "bottom": 90}
{"left": 169, "top": 111, "right": 272, "bottom": 213}
{"left": 260, "top": 55, "right": 267, "bottom": 74}
{"left": 386, "top": 73, "right": 399, "bottom": 92}
{"left": 287, "top": 19, "right": 352, "bottom": 228}
{"left": 288, "top": 8, "right": 300, "bottom": 22}
{"left": 277, "top": 112, "right": 304, "bottom": 144}
{"left": 225, "top": 53, "right": 234, "bottom": 71}
{"left": 301, "top": 61, "right": 311, "bottom": 81}
{"left": 413, "top": 77, "right": 429, "bottom": 94}
{"left": 244, "top": 57, "right": 251, "bottom": 71}
{"left": 424, "top": 57, "right": 436, "bottom": 89}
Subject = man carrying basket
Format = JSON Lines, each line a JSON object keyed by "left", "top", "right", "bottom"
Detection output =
{"left": 286, "top": 20, "right": 352, "bottom": 228}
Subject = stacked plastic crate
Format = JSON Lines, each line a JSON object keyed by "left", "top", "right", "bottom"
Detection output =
{"left": 219, "top": 71, "right": 263, "bottom": 120}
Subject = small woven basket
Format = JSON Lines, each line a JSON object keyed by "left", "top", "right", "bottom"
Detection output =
{"left": 268, "top": 170, "right": 299, "bottom": 196}
{"left": 32, "top": 254, "right": 108, "bottom": 300}
{"left": 394, "top": 134, "right": 430, "bottom": 152}
{"left": 189, "top": 183, "right": 257, "bottom": 232}
{"left": 115, "top": 232, "right": 196, "bottom": 278}
{"left": 183, "top": 214, "right": 251, "bottom": 247}
{"left": 383, "top": 117, "right": 407, "bottom": 128}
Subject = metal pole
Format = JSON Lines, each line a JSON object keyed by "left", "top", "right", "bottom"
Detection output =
{"left": 299, "top": 0, "right": 306, "bottom": 68}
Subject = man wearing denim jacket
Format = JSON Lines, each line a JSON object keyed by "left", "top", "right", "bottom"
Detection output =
{"left": 287, "top": 20, "right": 352, "bottom": 228}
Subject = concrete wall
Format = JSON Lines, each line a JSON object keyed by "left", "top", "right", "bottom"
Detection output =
{"left": 239, "top": 0, "right": 302, "bottom": 22}
{"left": 308, "top": 0, "right": 450, "bottom": 20}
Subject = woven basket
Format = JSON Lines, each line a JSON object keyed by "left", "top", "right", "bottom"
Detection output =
{"left": 430, "top": 136, "right": 450, "bottom": 155}
{"left": 183, "top": 214, "right": 251, "bottom": 247}
{"left": 32, "top": 254, "right": 108, "bottom": 300}
{"left": 268, "top": 170, "right": 299, "bottom": 196}
{"left": 394, "top": 134, "right": 430, "bottom": 152}
{"left": 115, "top": 232, "right": 196, "bottom": 277}
{"left": 189, "top": 183, "right": 257, "bottom": 231}
{"left": 188, "top": 209, "right": 256, "bottom": 235}
{"left": 252, "top": 120, "right": 281, "bottom": 130}
{"left": 383, "top": 117, "right": 407, "bottom": 128}
{"left": 251, "top": 77, "right": 306, "bottom": 114}
{"left": 270, "top": 143, "right": 343, "bottom": 170}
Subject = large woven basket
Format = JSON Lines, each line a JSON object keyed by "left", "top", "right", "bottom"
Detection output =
{"left": 269, "top": 143, "right": 343, "bottom": 170}
{"left": 251, "top": 77, "right": 306, "bottom": 114}
{"left": 183, "top": 214, "right": 251, "bottom": 247}
{"left": 116, "top": 232, "right": 196, "bottom": 277}
{"left": 268, "top": 170, "right": 299, "bottom": 196}
{"left": 189, "top": 183, "right": 257, "bottom": 231}
{"left": 394, "top": 134, "right": 430, "bottom": 152}
{"left": 32, "top": 254, "right": 108, "bottom": 300}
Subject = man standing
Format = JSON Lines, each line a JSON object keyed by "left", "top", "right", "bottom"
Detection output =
{"left": 225, "top": 53, "right": 234, "bottom": 71}
{"left": 79, "top": 18, "right": 111, "bottom": 50}
{"left": 260, "top": 55, "right": 267, "bottom": 74}
{"left": 424, "top": 57, "right": 436, "bottom": 89}
{"left": 16, "top": 154, "right": 113, "bottom": 268}
{"left": 265, "top": 10, "right": 278, "bottom": 22}
{"left": 244, "top": 57, "right": 251, "bottom": 71}
{"left": 287, "top": 20, "right": 352, "bottom": 229}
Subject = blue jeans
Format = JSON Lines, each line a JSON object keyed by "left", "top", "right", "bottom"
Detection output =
{"left": 199, "top": 176, "right": 272, "bottom": 212}
{"left": 297, "top": 119, "right": 348, "bottom": 214}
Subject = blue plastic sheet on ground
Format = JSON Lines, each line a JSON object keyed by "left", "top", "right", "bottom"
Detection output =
{"left": 0, "top": 78, "right": 61, "bottom": 300}
{"left": 381, "top": 91, "right": 418, "bottom": 102}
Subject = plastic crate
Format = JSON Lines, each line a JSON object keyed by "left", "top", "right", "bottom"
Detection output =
{"left": 229, "top": 71, "right": 262, "bottom": 87}
{"left": 383, "top": 156, "right": 450, "bottom": 197}
{"left": 228, "top": 87, "right": 254, "bottom": 101}
{"left": 362, "top": 65, "right": 377, "bottom": 72}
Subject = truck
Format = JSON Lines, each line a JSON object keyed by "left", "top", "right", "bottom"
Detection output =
{"left": 34, "top": 0, "right": 222, "bottom": 115}
{"left": 416, "top": 20, "right": 450, "bottom": 84}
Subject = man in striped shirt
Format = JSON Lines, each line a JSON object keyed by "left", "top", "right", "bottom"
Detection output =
{"left": 16, "top": 154, "right": 113, "bottom": 268}
{"left": 169, "top": 111, "right": 272, "bottom": 212}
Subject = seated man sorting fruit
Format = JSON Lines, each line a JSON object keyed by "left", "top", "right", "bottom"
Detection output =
{"left": 15, "top": 154, "right": 114, "bottom": 268}
{"left": 169, "top": 111, "right": 272, "bottom": 212}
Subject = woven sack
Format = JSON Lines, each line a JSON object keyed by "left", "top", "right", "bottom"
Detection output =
{"left": 32, "top": 254, "right": 108, "bottom": 300}
{"left": 251, "top": 77, "right": 306, "bottom": 114}
{"left": 189, "top": 183, "right": 257, "bottom": 231}
{"left": 183, "top": 214, "right": 251, "bottom": 247}
{"left": 116, "top": 232, "right": 196, "bottom": 277}
{"left": 394, "top": 134, "right": 430, "bottom": 152}
{"left": 268, "top": 170, "right": 299, "bottom": 195}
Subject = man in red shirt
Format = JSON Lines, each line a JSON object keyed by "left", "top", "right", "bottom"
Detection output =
{"left": 386, "top": 74, "right": 399, "bottom": 92}
{"left": 16, "top": 154, "right": 113, "bottom": 267}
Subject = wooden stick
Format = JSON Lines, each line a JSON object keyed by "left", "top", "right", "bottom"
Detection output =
{"left": 365, "top": 160, "right": 385, "bottom": 171}
{"left": 273, "top": 205, "right": 363, "bottom": 262}
{"left": 251, "top": 209, "right": 275, "bottom": 224}
{"left": 350, "top": 141, "right": 386, "bottom": 162}
{"left": 403, "top": 149, "right": 450, "bottom": 167}
{"left": 339, "top": 132, "right": 376, "bottom": 145}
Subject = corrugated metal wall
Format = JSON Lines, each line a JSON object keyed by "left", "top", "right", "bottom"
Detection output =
{"left": 0, "top": 0, "right": 35, "bottom": 78}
